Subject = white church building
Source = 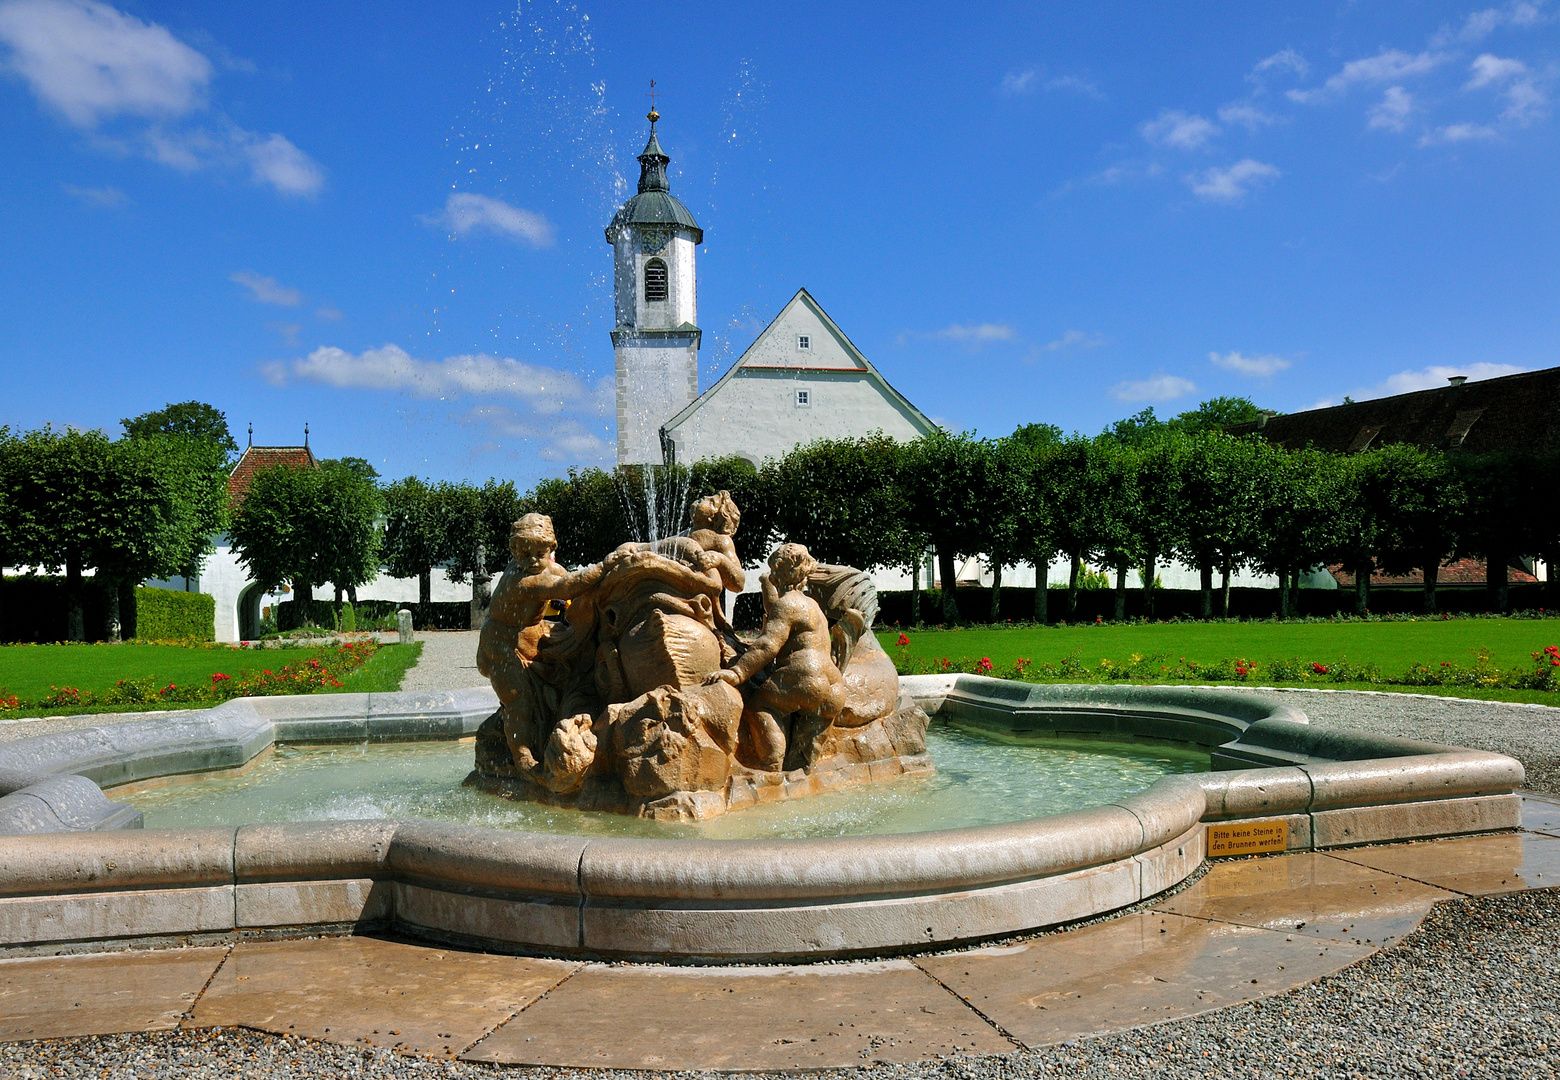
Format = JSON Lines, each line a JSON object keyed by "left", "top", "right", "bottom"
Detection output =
{"left": 606, "top": 111, "right": 935, "bottom": 470}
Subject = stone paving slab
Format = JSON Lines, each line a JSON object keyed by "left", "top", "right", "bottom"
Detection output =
{"left": 0, "top": 945, "right": 227, "bottom": 1041}
{"left": 462, "top": 958, "right": 1015, "bottom": 1070}
{"left": 1154, "top": 850, "right": 1454, "bottom": 948}
{"left": 184, "top": 936, "right": 578, "bottom": 1059}
{"left": 1521, "top": 790, "right": 1560, "bottom": 834}
{"left": 1328, "top": 830, "right": 1560, "bottom": 895}
{"left": 916, "top": 909, "right": 1372, "bottom": 1048}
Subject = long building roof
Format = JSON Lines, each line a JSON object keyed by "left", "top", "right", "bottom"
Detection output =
{"left": 1230, "top": 365, "right": 1560, "bottom": 455}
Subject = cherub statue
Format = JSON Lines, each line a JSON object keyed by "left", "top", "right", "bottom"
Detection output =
{"left": 477, "top": 513, "right": 605, "bottom": 779}
{"left": 684, "top": 489, "right": 746, "bottom": 594}
{"left": 705, "top": 542, "right": 845, "bottom": 771}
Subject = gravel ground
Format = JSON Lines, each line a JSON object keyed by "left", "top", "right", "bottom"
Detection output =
{"left": 1244, "top": 687, "right": 1560, "bottom": 796}
{"left": 399, "top": 630, "right": 485, "bottom": 692}
{"left": 5, "top": 888, "right": 1556, "bottom": 1078}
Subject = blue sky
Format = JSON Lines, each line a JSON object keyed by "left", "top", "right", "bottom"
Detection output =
{"left": 1, "top": 0, "right": 1556, "bottom": 485}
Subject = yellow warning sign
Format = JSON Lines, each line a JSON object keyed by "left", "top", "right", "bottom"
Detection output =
{"left": 1207, "top": 819, "right": 1289, "bottom": 857}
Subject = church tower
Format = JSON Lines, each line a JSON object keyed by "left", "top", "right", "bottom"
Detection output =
{"left": 605, "top": 101, "right": 703, "bottom": 466}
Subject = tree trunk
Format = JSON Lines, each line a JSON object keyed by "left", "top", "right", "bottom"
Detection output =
{"left": 104, "top": 578, "right": 121, "bottom": 643}
{"left": 989, "top": 562, "right": 1002, "bottom": 622}
{"left": 295, "top": 580, "right": 314, "bottom": 627}
{"left": 1034, "top": 557, "right": 1049, "bottom": 624}
{"left": 1354, "top": 560, "right": 1370, "bottom": 616}
{"left": 1199, "top": 563, "right": 1213, "bottom": 619}
{"left": 1220, "top": 556, "right": 1232, "bottom": 619}
{"left": 1289, "top": 569, "right": 1300, "bottom": 616}
{"left": 1487, "top": 552, "right": 1509, "bottom": 613}
{"left": 119, "top": 580, "right": 137, "bottom": 641}
{"left": 347, "top": 583, "right": 358, "bottom": 606}
{"left": 1277, "top": 569, "right": 1291, "bottom": 620}
{"left": 66, "top": 556, "right": 84, "bottom": 641}
{"left": 418, "top": 567, "right": 432, "bottom": 608}
{"left": 1423, "top": 558, "right": 1439, "bottom": 614}
{"left": 909, "top": 559, "right": 922, "bottom": 628}
{"left": 1547, "top": 551, "right": 1560, "bottom": 609}
{"left": 1142, "top": 549, "right": 1158, "bottom": 620}
{"left": 1066, "top": 554, "right": 1082, "bottom": 619}
{"left": 1113, "top": 565, "right": 1127, "bottom": 621}
{"left": 937, "top": 547, "right": 960, "bottom": 625}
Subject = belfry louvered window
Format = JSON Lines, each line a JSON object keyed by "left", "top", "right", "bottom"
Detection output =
{"left": 644, "top": 258, "right": 668, "bottom": 302}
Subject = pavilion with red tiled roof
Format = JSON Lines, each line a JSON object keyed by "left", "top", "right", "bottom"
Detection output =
{"left": 226, "top": 445, "right": 317, "bottom": 506}
{"left": 1328, "top": 557, "right": 1538, "bottom": 590}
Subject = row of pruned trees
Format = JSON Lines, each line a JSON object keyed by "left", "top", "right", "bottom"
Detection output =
{"left": 0, "top": 404, "right": 231, "bottom": 639}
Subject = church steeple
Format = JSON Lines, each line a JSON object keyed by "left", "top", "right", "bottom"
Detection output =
{"left": 637, "top": 109, "right": 670, "bottom": 193}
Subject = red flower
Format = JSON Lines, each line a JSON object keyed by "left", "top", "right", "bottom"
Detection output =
{"left": 211, "top": 672, "right": 231, "bottom": 683}
{"left": 896, "top": 633, "right": 909, "bottom": 647}
{"left": 1312, "top": 662, "right": 1328, "bottom": 674}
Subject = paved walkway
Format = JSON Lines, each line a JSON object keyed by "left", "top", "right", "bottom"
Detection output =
{"left": 2, "top": 792, "right": 1555, "bottom": 1069}
{"left": 398, "top": 630, "right": 484, "bottom": 692}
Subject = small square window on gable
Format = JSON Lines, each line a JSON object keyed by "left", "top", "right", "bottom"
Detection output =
{"left": 796, "top": 334, "right": 810, "bottom": 351}
{"left": 795, "top": 389, "right": 811, "bottom": 407}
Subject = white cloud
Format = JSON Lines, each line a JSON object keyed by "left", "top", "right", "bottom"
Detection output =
{"left": 242, "top": 132, "right": 323, "bottom": 196}
{"left": 314, "top": 306, "right": 341, "bottom": 321}
{"left": 1319, "top": 362, "right": 1529, "bottom": 405}
{"left": 1188, "top": 159, "right": 1280, "bottom": 201}
{"left": 1111, "top": 375, "right": 1195, "bottom": 402}
{"left": 999, "top": 69, "right": 1035, "bottom": 95}
{"left": 430, "top": 192, "right": 554, "bottom": 247}
{"left": 1433, "top": 1, "right": 1545, "bottom": 45}
{"left": 0, "top": 0, "right": 322, "bottom": 196}
{"left": 463, "top": 406, "right": 613, "bottom": 464}
{"left": 1218, "top": 103, "right": 1278, "bottom": 130}
{"left": 1141, "top": 109, "right": 1219, "bottom": 150}
{"left": 268, "top": 344, "right": 611, "bottom": 417}
{"left": 1500, "top": 77, "right": 1549, "bottom": 122}
{"left": 1289, "top": 49, "right": 1446, "bottom": 103}
{"left": 1367, "top": 87, "right": 1414, "bottom": 131}
{"left": 1209, "top": 350, "right": 1290, "bottom": 377}
{"left": 1040, "top": 329, "right": 1107, "bottom": 352}
{"left": 1046, "top": 75, "right": 1104, "bottom": 99}
{"left": 935, "top": 323, "right": 1016, "bottom": 344}
{"left": 0, "top": 0, "right": 210, "bottom": 126}
{"left": 231, "top": 270, "right": 302, "bottom": 306}
{"left": 61, "top": 181, "right": 123, "bottom": 206}
{"left": 1467, "top": 53, "right": 1529, "bottom": 88}
{"left": 1419, "top": 122, "right": 1500, "bottom": 144}
{"left": 1250, "top": 49, "right": 1309, "bottom": 83}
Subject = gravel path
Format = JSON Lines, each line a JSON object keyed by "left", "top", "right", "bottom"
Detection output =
{"left": 1236, "top": 687, "right": 1560, "bottom": 796}
{"left": 5, "top": 887, "right": 1555, "bottom": 1078}
{"left": 398, "top": 630, "right": 485, "bottom": 692}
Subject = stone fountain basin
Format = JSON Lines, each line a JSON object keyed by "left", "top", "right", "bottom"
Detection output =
{"left": 0, "top": 677, "right": 1523, "bottom": 962}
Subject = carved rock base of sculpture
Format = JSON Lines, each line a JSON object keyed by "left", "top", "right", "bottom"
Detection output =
{"left": 467, "top": 690, "right": 931, "bottom": 822}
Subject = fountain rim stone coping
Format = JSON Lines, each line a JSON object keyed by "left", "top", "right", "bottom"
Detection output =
{"left": 0, "top": 676, "right": 1524, "bottom": 962}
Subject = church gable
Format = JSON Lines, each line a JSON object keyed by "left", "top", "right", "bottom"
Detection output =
{"left": 736, "top": 291, "right": 868, "bottom": 371}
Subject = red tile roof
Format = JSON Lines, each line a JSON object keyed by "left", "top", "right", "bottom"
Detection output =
{"left": 227, "top": 446, "right": 318, "bottom": 506}
{"left": 1329, "top": 557, "right": 1538, "bottom": 588}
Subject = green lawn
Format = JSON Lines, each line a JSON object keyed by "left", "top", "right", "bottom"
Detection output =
{"left": 0, "top": 640, "right": 423, "bottom": 714}
{"left": 877, "top": 620, "right": 1560, "bottom": 706}
{"left": 878, "top": 620, "right": 1558, "bottom": 672}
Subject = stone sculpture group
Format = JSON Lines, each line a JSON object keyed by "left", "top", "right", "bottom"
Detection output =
{"left": 470, "top": 492, "right": 931, "bottom": 820}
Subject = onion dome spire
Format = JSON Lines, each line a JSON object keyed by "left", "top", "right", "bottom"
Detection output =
{"left": 637, "top": 86, "right": 670, "bottom": 194}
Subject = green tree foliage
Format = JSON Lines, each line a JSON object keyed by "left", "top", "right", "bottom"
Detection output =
{"left": 904, "top": 431, "right": 1002, "bottom": 625}
{"left": 227, "top": 461, "right": 323, "bottom": 608}
{"left": 381, "top": 477, "right": 440, "bottom": 607}
{"left": 531, "top": 468, "right": 633, "bottom": 567}
{"left": 441, "top": 479, "right": 523, "bottom": 583}
{"left": 314, "top": 459, "right": 383, "bottom": 606}
{"left": 1249, "top": 445, "right": 1345, "bottom": 618}
{"left": 764, "top": 434, "right": 911, "bottom": 573}
{"left": 1173, "top": 433, "right": 1264, "bottom": 617}
{"left": 3, "top": 427, "right": 206, "bottom": 639}
{"left": 121, "top": 401, "right": 239, "bottom": 462}
{"left": 1371, "top": 446, "right": 1465, "bottom": 614}
{"left": 1169, "top": 396, "right": 1267, "bottom": 433}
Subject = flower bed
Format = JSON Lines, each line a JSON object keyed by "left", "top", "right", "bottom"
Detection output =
{"left": 892, "top": 636, "right": 1560, "bottom": 695}
{"left": 0, "top": 641, "right": 379, "bottom": 715}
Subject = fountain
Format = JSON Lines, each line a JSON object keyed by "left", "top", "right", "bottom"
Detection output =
{"left": 466, "top": 495, "right": 928, "bottom": 820}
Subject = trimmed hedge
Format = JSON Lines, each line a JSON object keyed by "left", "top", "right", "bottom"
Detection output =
{"left": 133, "top": 585, "right": 215, "bottom": 641}
{"left": 278, "top": 598, "right": 473, "bottom": 632}
{"left": 0, "top": 575, "right": 113, "bottom": 643}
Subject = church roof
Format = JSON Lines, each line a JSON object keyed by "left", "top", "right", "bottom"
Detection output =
{"left": 605, "top": 122, "right": 703, "bottom": 244}
{"left": 660, "top": 287, "right": 936, "bottom": 436}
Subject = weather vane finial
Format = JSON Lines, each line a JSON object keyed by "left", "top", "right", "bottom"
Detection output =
{"left": 646, "top": 79, "right": 660, "bottom": 126}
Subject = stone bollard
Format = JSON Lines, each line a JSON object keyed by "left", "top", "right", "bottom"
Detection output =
{"left": 397, "top": 609, "right": 414, "bottom": 644}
